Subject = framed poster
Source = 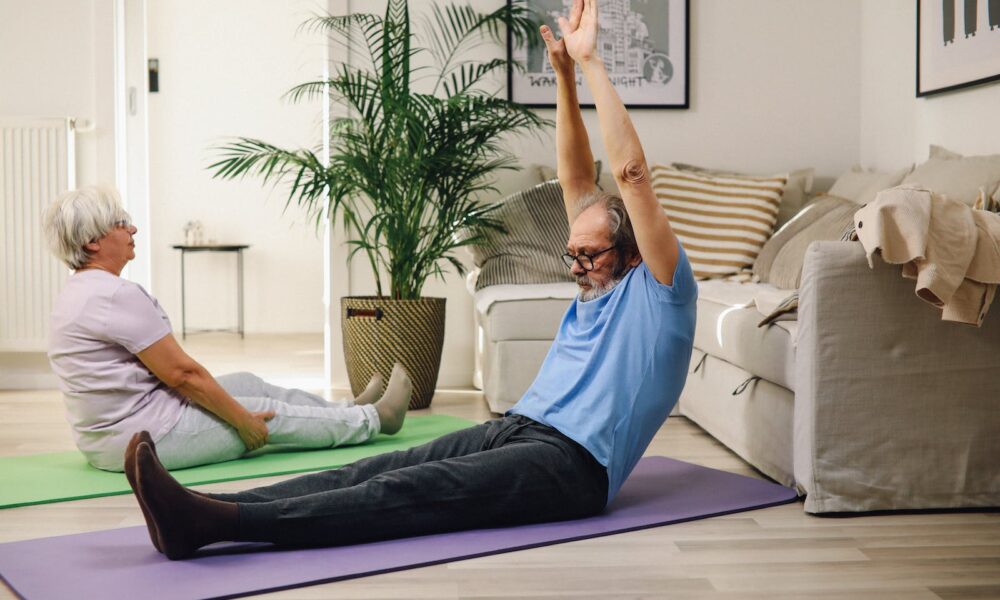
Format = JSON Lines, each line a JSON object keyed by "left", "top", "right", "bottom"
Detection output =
{"left": 917, "top": 0, "right": 1000, "bottom": 97}
{"left": 508, "top": 0, "right": 689, "bottom": 109}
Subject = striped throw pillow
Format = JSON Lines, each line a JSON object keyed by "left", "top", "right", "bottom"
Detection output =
{"left": 652, "top": 165, "right": 787, "bottom": 279}
{"left": 469, "top": 180, "right": 574, "bottom": 291}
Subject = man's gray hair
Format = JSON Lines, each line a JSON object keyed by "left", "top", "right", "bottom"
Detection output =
{"left": 573, "top": 190, "right": 640, "bottom": 276}
{"left": 42, "top": 185, "right": 130, "bottom": 270}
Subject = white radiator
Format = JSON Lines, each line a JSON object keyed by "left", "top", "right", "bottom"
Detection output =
{"left": 0, "top": 117, "right": 76, "bottom": 351}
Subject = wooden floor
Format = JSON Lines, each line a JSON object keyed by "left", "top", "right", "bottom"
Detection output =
{"left": 1, "top": 334, "right": 998, "bottom": 599}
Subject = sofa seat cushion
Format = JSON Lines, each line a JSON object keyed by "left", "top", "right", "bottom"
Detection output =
{"left": 475, "top": 283, "right": 577, "bottom": 341}
{"left": 695, "top": 280, "right": 797, "bottom": 391}
{"left": 680, "top": 352, "right": 795, "bottom": 488}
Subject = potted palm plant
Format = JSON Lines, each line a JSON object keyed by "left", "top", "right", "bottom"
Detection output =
{"left": 209, "top": 0, "right": 547, "bottom": 408}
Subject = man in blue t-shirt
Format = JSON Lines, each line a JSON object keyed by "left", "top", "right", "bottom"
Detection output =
{"left": 127, "top": 0, "right": 696, "bottom": 560}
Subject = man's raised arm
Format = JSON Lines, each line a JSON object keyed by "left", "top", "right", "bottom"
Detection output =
{"left": 541, "top": 1, "right": 596, "bottom": 222}
{"left": 559, "top": 0, "right": 680, "bottom": 285}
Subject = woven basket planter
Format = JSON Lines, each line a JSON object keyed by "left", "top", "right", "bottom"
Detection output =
{"left": 341, "top": 296, "right": 446, "bottom": 410}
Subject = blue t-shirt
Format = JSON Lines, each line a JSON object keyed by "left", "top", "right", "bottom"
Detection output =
{"left": 509, "top": 246, "right": 697, "bottom": 503}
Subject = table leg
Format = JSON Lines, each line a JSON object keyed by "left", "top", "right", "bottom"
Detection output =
{"left": 180, "top": 250, "right": 187, "bottom": 340}
{"left": 237, "top": 249, "right": 245, "bottom": 339}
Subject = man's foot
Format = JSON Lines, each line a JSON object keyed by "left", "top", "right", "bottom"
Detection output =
{"left": 353, "top": 372, "right": 384, "bottom": 405}
{"left": 373, "top": 363, "right": 412, "bottom": 435}
{"left": 134, "top": 442, "right": 239, "bottom": 560}
{"left": 125, "top": 431, "right": 161, "bottom": 553}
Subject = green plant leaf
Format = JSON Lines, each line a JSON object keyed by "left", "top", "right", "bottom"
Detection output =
{"left": 209, "top": 0, "right": 552, "bottom": 300}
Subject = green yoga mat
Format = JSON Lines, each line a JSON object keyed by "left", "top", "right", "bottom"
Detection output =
{"left": 0, "top": 415, "right": 474, "bottom": 509}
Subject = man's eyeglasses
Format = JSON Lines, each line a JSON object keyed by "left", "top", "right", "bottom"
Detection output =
{"left": 562, "top": 245, "right": 616, "bottom": 272}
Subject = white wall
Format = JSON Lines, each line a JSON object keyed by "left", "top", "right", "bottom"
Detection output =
{"left": 0, "top": 0, "right": 119, "bottom": 387}
{"left": 333, "top": 0, "right": 864, "bottom": 388}
{"left": 0, "top": 0, "right": 151, "bottom": 292}
{"left": 507, "top": 0, "right": 864, "bottom": 177}
{"left": 0, "top": 0, "right": 117, "bottom": 186}
{"left": 146, "top": 0, "right": 327, "bottom": 333}
{"left": 860, "top": 0, "right": 1000, "bottom": 169}
{"left": 19, "top": 2, "right": 968, "bottom": 391}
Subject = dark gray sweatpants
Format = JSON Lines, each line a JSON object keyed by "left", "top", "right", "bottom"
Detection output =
{"left": 211, "top": 415, "right": 609, "bottom": 547}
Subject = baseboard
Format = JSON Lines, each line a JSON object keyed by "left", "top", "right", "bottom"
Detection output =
{"left": 0, "top": 372, "right": 60, "bottom": 390}
{"left": 0, "top": 352, "right": 58, "bottom": 390}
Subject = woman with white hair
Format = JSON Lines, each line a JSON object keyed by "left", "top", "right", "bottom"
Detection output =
{"left": 42, "top": 185, "right": 412, "bottom": 472}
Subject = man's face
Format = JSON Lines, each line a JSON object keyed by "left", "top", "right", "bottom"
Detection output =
{"left": 566, "top": 205, "right": 621, "bottom": 302}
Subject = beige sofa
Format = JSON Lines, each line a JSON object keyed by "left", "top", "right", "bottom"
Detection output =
{"left": 470, "top": 151, "right": 1000, "bottom": 513}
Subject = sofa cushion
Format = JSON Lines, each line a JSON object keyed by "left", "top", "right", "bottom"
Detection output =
{"left": 481, "top": 339, "right": 556, "bottom": 414}
{"left": 755, "top": 289, "right": 799, "bottom": 326}
{"left": 902, "top": 148, "right": 1000, "bottom": 206}
{"left": 753, "top": 195, "right": 857, "bottom": 289}
{"left": 680, "top": 352, "right": 795, "bottom": 487}
{"left": 483, "top": 298, "right": 574, "bottom": 341}
{"left": 694, "top": 280, "right": 797, "bottom": 391}
{"left": 474, "top": 282, "right": 577, "bottom": 341}
{"left": 828, "top": 164, "right": 911, "bottom": 205}
{"left": 670, "top": 162, "right": 814, "bottom": 229}
{"left": 652, "top": 166, "right": 787, "bottom": 280}
{"left": 469, "top": 181, "right": 574, "bottom": 291}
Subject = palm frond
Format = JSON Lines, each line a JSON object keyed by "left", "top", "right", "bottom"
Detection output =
{"left": 423, "top": 0, "right": 541, "bottom": 95}
{"left": 440, "top": 58, "right": 509, "bottom": 97}
{"left": 208, "top": 138, "right": 330, "bottom": 222}
{"left": 301, "top": 12, "right": 384, "bottom": 69}
{"left": 380, "top": 0, "right": 411, "bottom": 102}
{"left": 210, "top": 0, "right": 551, "bottom": 299}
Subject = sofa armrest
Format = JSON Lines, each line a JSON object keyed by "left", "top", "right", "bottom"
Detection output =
{"left": 794, "top": 241, "right": 1000, "bottom": 512}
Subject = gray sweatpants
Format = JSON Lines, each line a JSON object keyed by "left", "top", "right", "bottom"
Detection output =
{"left": 209, "top": 415, "right": 608, "bottom": 548}
{"left": 154, "top": 372, "right": 379, "bottom": 470}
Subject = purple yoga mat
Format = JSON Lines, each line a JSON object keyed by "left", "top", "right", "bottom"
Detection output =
{"left": 0, "top": 456, "right": 797, "bottom": 600}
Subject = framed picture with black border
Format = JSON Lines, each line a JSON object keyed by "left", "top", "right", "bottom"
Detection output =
{"left": 917, "top": 0, "right": 1000, "bottom": 97}
{"left": 508, "top": 0, "right": 689, "bottom": 109}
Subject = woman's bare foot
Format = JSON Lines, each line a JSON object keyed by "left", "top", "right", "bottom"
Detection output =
{"left": 373, "top": 363, "right": 412, "bottom": 435}
{"left": 353, "top": 372, "right": 384, "bottom": 405}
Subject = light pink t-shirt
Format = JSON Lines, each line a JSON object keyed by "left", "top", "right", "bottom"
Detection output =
{"left": 48, "top": 270, "right": 187, "bottom": 469}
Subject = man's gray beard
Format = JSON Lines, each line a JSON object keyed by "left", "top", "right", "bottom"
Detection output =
{"left": 577, "top": 274, "right": 625, "bottom": 302}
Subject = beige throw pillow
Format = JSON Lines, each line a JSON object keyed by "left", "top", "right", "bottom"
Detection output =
{"left": 828, "top": 165, "right": 912, "bottom": 205}
{"left": 929, "top": 144, "right": 963, "bottom": 159}
{"left": 902, "top": 148, "right": 1000, "bottom": 206}
{"left": 670, "top": 162, "right": 813, "bottom": 228}
{"left": 753, "top": 194, "right": 857, "bottom": 289}
{"left": 652, "top": 165, "right": 786, "bottom": 280}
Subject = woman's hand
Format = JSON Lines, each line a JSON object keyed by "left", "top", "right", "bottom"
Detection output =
{"left": 137, "top": 334, "right": 278, "bottom": 452}
{"left": 235, "top": 411, "right": 274, "bottom": 451}
{"left": 558, "top": 0, "right": 600, "bottom": 65}
{"left": 541, "top": 24, "right": 574, "bottom": 76}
